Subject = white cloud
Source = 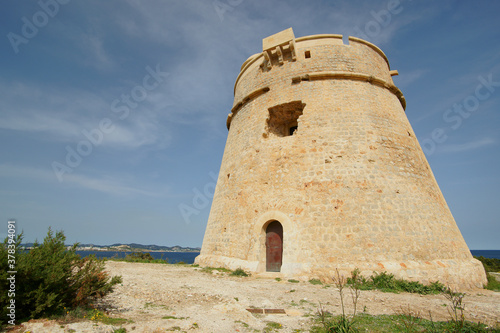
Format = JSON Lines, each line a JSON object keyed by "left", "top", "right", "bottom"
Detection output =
{"left": 393, "top": 69, "right": 427, "bottom": 88}
{"left": 0, "top": 80, "right": 171, "bottom": 150}
{"left": 79, "top": 33, "right": 114, "bottom": 70}
{"left": 438, "top": 137, "right": 496, "bottom": 154}
{"left": 0, "top": 164, "right": 165, "bottom": 197}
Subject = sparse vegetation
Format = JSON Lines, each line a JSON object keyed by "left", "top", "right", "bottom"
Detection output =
{"left": 347, "top": 269, "right": 445, "bottom": 294}
{"left": 311, "top": 268, "right": 499, "bottom": 333}
{"left": 235, "top": 320, "right": 250, "bottom": 327}
{"left": 312, "top": 313, "right": 499, "bottom": 333}
{"left": 109, "top": 251, "right": 169, "bottom": 264}
{"left": 485, "top": 273, "right": 500, "bottom": 291}
{"left": 200, "top": 266, "right": 232, "bottom": 274}
{"left": 113, "top": 328, "right": 127, "bottom": 333}
{"left": 0, "top": 228, "right": 121, "bottom": 326}
{"left": 309, "top": 278, "right": 323, "bottom": 285}
{"left": 230, "top": 268, "right": 250, "bottom": 277}
{"left": 288, "top": 279, "right": 300, "bottom": 283}
{"left": 199, "top": 266, "right": 251, "bottom": 277}
{"left": 264, "top": 321, "right": 283, "bottom": 331}
{"left": 474, "top": 256, "right": 500, "bottom": 272}
{"left": 475, "top": 256, "right": 500, "bottom": 291}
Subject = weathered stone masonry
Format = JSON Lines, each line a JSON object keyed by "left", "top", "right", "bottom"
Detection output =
{"left": 195, "top": 28, "right": 487, "bottom": 289}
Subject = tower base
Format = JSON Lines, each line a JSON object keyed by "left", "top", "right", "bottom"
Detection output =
{"left": 195, "top": 254, "right": 487, "bottom": 290}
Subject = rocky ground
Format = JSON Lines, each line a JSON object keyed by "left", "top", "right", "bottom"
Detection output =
{"left": 11, "top": 261, "right": 500, "bottom": 332}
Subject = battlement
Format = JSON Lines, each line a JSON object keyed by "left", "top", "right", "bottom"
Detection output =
{"left": 228, "top": 28, "right": 405, "bottom": 130}
{"left": 235, "top": 30, "right": 392, "bottom": 91}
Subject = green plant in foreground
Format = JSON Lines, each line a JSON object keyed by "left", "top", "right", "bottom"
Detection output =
{"left": 315, "top": 269, "right": 361, "bottom": 333}
{"left": 443, "top": 286, "right": 466, "bottom": 332}
{"left": 288, "top": 279, "right": 300, "bottom": 283}
{"left": 312, "top": 313, "right": 499, "bottom": 333}
{"left": 0, "top": 228, "right": 122, "bottom": 326}
{"left": 264, "top": 321, "right": 283, "bottom": 331}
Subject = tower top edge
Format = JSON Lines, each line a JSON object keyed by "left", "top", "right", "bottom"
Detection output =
{"left": 234, "top": 29, "right": 391, "bottom": 95}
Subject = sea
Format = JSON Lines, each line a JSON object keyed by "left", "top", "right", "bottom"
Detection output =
{"left": 470, "top": 250, "right": 500, "bottom": 259}
{"left": 75, "top": 250, "right": 500, "bottom": 264}
{"left": 76, "top": 251, "right": 200, "bottom": 264}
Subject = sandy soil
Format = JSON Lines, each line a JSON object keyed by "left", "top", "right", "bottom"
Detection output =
{"left": 11, "top": 261, "right": 500, "bottom": 332}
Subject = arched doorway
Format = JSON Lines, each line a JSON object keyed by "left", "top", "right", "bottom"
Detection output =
{"left": 266, "top": 221, "right": 283, "bottom": 272}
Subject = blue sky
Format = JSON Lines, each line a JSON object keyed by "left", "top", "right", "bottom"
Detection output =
{"left": 0, "top": 0, "right": 498, "bottom": 249}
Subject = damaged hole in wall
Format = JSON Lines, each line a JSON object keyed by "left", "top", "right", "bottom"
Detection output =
{"left": 267, "top": 101, "right": 305, "bottom": 138}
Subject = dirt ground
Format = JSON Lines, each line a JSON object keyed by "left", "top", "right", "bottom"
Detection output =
{"left": 12, "top": 261, "right": 500, "bottom": 332}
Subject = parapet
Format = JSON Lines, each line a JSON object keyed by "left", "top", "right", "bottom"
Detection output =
{"left": 228, "top": 28, "right": 405, "bottom": 129}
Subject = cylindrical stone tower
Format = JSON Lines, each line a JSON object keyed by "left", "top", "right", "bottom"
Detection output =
{"left": 195, "top": 28, "right": 486, "bottom": 289}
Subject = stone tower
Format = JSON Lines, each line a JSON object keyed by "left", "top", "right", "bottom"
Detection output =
{"left": 195, "top": 28, "right": 486, "bottom": 289}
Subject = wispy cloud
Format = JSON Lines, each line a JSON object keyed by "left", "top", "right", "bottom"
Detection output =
{"left": 393, "top": 69, "right": 427, "bottom": 88}
{"left": 438, "top": 137, "right": 496, "bottom": 154}
{"left": 0, "top": 164, "right": 164, "bottom": 196}
{"left": 79, "top": 33, "right": 114, "bottom": 70}
{"left": 0, "top": 79, "right": 170, "bottom": 150}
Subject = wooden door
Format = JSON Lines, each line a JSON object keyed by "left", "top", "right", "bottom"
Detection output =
{"left": 266, "top": 221, "right": 283, "bottom": 272}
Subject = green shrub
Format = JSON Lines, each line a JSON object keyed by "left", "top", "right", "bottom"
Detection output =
{"left": 311, "top": 313, "right": 498, "bottom": 333}
{"left": 347, "top": 270, "right": 444, "bottom": 294}
{"left": 0, "top": 228, "right": 121, "bottom": 325}
{"left": 109, "top": 251, "right": 168, "bottom": 264}
{"left": 485, "top": 273, "right": 500, "bottom": 291}
{"left": 309, "top": 279, "right": 323, "bottom": 285}
{"left": 230, "top": 268, "right": 249, "bottom": 277}
{"left": 474, "top": 256, "right": 500, "bottom": 272}
{"left": 200, "top": 266, "right": 232, "bottom": 274}
{"left": 125, "top": 252, "right": 154, "bottom": 261}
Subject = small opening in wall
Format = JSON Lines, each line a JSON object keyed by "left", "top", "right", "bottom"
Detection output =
{"left": 407, "top": 131, "right": 412, "bottom": 137}
{"left": 267, "top": 101, "right": 305, "bottom": 138}
{"left": 304, "top": 50, "right": 311, "bottom": 59}
{"left": 227, "top": 173, "right": 230, "bottom": 179}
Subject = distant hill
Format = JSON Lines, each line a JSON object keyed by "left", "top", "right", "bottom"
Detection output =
{"left": 21, "top": 243, "right": 201, "bottom": 252}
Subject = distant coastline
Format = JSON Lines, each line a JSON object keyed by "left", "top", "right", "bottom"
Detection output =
{"left": 19, "top": 243, "right": 499, "bottom": 259}
{"left": 21, "top": 242, "right": 201, "bottom": 253}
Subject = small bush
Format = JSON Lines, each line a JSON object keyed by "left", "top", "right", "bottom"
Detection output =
{"left": 485, "top": 273, "right": 500, "bottom": 291}
{"left": 200, "top": 266, "right": 232, "bottom": 274}
{"left": 231, "top": 268, "right": 249, "bottom": 277}
{"left": 312, "top": 313, "right": 498, "bottom": 333}
{"left": 125, "top": 252, "right": 154, "bottom": 261}
{"left": 0, "top": 228, "right": 121, "bottom": 325}
{"left": 264, "top": 321, "right": 283, "bottom": 331}
{"left": 309, "top": 279, "right": 323, "bottom": 285}
{"left": 110, "top": 251, "right": 168, "bottom": 264}
{"left": 347, "top": 270, "right": 444, "bottom": 294}
{"left": 288, "top": 279, "right": 300, "bottom": 283}
{"left": 474, "top": 256, "right": 500, "bottom": 272}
